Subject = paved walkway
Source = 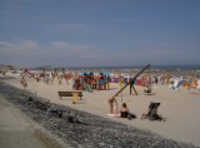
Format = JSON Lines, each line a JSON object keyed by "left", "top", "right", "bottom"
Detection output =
{"left": 0, "top": 95, "right": 70, "bottom": 148}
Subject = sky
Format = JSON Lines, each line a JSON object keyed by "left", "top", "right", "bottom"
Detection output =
{"left": 0, "top": 0, "right": 200, "bottom": 67}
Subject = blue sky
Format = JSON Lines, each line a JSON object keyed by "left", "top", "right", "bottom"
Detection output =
{"left": 0, "top": 0, "right": 200, "bottom": 67}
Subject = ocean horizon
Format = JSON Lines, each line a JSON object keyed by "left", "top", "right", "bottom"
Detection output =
{"left": 29, "top": 64, "right": 200, "bottom": 71}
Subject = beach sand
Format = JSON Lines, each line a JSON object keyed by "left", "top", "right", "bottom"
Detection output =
{"left": 3, "top": 74, "right": 200, "bottom": 146}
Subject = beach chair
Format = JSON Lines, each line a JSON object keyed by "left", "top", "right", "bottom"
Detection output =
{"left": 141, "top": 102, "right": 165, "bottom": 121}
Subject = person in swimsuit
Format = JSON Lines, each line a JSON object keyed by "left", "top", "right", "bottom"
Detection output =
{"left": 120, "top": 103, "right": 136, "bottom": 119}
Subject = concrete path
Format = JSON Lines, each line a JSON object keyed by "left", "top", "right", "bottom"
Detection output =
{"left": 0, "top": 95, "right": 70, "bottom": 148}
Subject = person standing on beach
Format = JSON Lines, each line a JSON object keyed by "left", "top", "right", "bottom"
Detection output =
{"left": 129, "top": 78, "right": 137, "bottom": 96}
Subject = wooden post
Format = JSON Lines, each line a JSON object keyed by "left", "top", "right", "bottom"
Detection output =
{"left": 132, "top": 85, "right": 138, "bottom": 96}
{"left": 108, "top": 64, "right": 150, "bottom": 114}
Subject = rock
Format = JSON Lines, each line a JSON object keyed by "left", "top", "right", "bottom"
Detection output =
{"left": 28, "top": 96, "right": 33, "bottom": 102}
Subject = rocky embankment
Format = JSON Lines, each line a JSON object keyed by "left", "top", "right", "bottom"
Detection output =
{"left": 0, "top": 79, "right": 198, "bottom": 148}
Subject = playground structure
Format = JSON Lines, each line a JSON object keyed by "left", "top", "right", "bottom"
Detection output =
{"left": 108, "top": 64, "right": 151, "bottom": 114}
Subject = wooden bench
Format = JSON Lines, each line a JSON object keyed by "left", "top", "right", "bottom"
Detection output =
{"left": 58, "top": 91, "right": 83, "bottom": 100}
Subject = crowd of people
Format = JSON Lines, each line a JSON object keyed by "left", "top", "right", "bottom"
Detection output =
{"left": 15, "top": 68, "right": 200, "bottom": 94}
{"left": 1, "top": 67, "right": 200, "bottom": 123}
{"left": 73, "top": 72, "right": 111, "bottom": 92}
{"left": 12, "top": 69, "right": 199, "bottom": 121}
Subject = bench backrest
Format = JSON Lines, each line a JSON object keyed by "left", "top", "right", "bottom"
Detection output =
{"left": 58, "top": 91, "right": 83, "bottom": 97}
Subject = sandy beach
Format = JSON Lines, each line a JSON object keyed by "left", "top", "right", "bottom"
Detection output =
{"left": 1, "top": 1, "right": 200, "bottom": 147}
{"left": 3, "top": 74, "right": 200, "bottom": 147}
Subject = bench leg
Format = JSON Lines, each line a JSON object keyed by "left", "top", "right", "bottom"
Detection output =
{"left": 72, "top": 95, "right": 78, "bottom": 104}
